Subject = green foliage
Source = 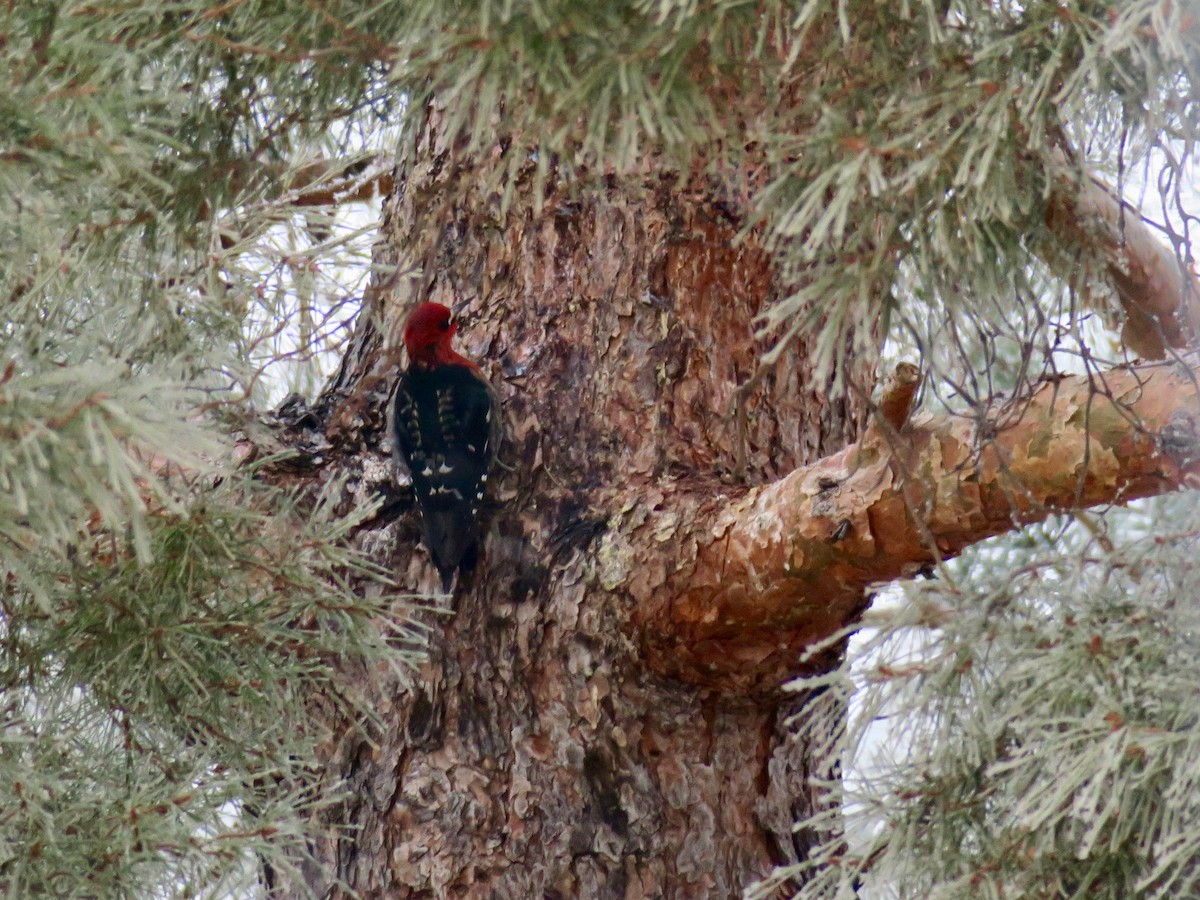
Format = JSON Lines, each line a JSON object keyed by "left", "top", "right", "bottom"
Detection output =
{"left": 2, "top": 473, "right": 420, "bottom": 897}
{"left": 754, "top": 499, "right": 1200, "bottom": 899}
{"left": 0, "top": 3, "right": 416, "bottom": 895}
{"left": 1, "top": 0, "right": 1196, "bottom": 895}
{"left": 388, "top": 1, "right": 1197, "bottom": 895}
{"left": 1, "top": 1, "right": 403, "bottom": 402}
{"left": 387, "top": 0, "right": 1198, "bottom": 386}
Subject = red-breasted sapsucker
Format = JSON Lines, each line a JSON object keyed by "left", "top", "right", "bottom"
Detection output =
{"left": 392, "top": 302, "right": 499, "bottom": 592}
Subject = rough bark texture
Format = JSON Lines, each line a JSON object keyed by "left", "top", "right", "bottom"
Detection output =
{"left": 267, "top": 113, "right": 1200, "bottom": 900}
{"left": 284, "top": 118, "right": 869, "bottom": 897}
{"left": 1042, "top": 168, "right": 1198, "bottom": 360}
{"left": 650, "top": 359, "right": 1200, "bottom": 689}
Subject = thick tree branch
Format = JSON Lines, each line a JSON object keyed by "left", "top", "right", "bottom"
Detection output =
{"left": 631, "top": 169, "right": 1200, "bottom": 691}
{"left": 638, "top": 361, "right": 1200, "bottom": 690}
{"left": 1042, "top": 171, "right": 1197, "bottom": 359}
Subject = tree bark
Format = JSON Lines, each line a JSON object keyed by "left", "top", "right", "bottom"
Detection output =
{"left": 643, "top": 357, "right": 1200, "bottom": 689}
{"left": 269, "top": 111, "right": 1200, "bottom": 897}
{"left": 275, "top": 108, "right": 873, "bottom": 896}
{"left": 1041, "top": 164, "right": 1198, "bottom": 359}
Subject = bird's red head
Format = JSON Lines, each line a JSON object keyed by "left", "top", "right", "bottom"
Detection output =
{"left": 403, "top": 302, "right": 476, "bottom": 370}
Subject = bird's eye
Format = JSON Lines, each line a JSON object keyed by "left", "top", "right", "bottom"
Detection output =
{"left": 439, "top": 318, "right": 453, "bottom": 331}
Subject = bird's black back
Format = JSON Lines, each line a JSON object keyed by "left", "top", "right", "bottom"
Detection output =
{"left": 393, "top": 364, "right": 496, "bottom": 590}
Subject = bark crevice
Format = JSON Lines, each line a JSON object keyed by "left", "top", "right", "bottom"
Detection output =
{"left": 268, "top": 116, "right": 1200, "bottom": 894}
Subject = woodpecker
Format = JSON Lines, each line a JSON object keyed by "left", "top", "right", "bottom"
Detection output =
{"left": 392, "top": 302, "right": 499, "bottom": 593}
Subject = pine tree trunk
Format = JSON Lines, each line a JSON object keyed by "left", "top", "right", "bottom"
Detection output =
{"left": 289, "top": 114, "right": 873, "bottom": 897}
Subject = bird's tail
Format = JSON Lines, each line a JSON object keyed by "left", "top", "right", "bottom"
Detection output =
{"left": 422, "top": 507, "right": 476, "bottom": 594}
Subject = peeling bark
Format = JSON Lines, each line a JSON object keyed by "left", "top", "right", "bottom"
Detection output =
{"left": 268, "top": 109, "right": 1200, "bottom": 900}
{"left": 646, "top": 360, "right": 1200, "bottom": 689}
{"left": 281, "top": 124, "right": 868, "bottom": 896}
{"left": 1042, "top": 169, "right": 1198, "bottom": 359}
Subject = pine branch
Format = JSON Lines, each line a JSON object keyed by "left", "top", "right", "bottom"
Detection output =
{"left": 640, "top": 359, "right": 1200, "bottom": 690}
{"left": 633, "top": 157, "right": 1200, "bottom": 691}
{"left": 1042, "top": 169, "right": 1197, "bottom": 359}
{"left": 199, "top": 156, "right": 394, "bottom": 231}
